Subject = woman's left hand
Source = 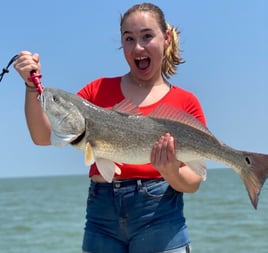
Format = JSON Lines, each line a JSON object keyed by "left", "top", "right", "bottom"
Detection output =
{"left": 151, "top": 133, "right": 203, "bottom": 193}
{"left": 150, "top": 133, "right": 180, "bottom": 177}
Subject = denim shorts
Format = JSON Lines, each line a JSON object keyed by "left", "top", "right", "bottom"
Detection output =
{"left": 82, "top": 179, "right": 190, "bottom": 253}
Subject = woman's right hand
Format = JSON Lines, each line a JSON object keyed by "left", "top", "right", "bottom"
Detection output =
{"left": 13, "top": 51, "right": 41, "bottom": 86}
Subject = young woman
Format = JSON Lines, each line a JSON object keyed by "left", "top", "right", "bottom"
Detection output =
{"left": 14, "top": 3, "right": 206, "bottom": 253}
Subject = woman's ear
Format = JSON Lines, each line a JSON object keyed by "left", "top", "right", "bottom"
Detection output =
{"left": 164, "top": 29, "right": 171, "bottom": 49}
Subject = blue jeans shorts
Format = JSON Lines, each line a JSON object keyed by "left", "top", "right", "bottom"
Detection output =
{"left": 82, "top": 179, "right": 190, "bottom": 253}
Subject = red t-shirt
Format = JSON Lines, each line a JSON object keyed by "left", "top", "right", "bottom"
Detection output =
{"left": 77, "top": 76, "right": 206, "bottom": 179}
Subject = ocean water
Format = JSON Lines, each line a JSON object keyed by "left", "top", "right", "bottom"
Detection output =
{"left": 0, "top": 169, "right": 267, "bottom": 253}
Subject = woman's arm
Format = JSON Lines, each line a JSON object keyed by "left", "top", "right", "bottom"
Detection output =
{"left": 14, "top": 51, "right": 51, "bottom": 145}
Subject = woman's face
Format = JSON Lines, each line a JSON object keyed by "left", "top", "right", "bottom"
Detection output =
{"left": 121, "top": 11, "right": 170, "bottom": 81}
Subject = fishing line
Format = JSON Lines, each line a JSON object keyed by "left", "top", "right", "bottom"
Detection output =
{"left": 0, "top": 55, "right": 18, "bottom": 82}
{"left": 0, "top": 54, "right": 44, "bottom": 94}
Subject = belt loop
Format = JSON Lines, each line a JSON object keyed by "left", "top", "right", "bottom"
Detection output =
{"left": 137, "top": 179, "right": 142, "bottom": 191}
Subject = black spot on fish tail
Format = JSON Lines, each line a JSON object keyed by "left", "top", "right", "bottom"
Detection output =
{"left": 245, "top": 156, "right": 251, "bottom": 165}
{"left": 240, "top": 152, "right": 268, "bottom": 209}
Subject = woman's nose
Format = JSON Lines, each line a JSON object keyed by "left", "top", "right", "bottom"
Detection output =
{"left": 134, "top": 39, "right": 145, "bottom": 51}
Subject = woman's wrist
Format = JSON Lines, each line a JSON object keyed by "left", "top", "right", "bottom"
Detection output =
{"left": 25, "top": 82, "right": 37, "bottom": 92}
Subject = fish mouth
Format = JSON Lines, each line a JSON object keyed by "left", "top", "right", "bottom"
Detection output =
{"left": 135, "top": 57, "right": 150, "bottom": 70}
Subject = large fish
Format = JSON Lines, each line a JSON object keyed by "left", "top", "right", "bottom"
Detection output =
{"left": 40, "top": 87, "right": 268, "bottom": 209}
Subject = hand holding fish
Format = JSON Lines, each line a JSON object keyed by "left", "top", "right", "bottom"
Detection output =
{"left": 151, "top": 133, "right": 177, "bottom": 171}
{"left": 13, "top": 51, "right": 41, "bottom": 85}
{"left": 151, "top": 133, "right": 203, "bottom": 192}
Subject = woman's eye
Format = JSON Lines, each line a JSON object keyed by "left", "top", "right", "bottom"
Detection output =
{"left": 144, "top": 34, "right": 153, "bottom": 40}
{"left": 125, "top": 36, "right": 133, "bottom": 42}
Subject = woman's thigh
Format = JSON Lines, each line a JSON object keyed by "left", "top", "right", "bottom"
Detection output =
{"left": 82, "top": 230, "right": 128, "bottom": 253}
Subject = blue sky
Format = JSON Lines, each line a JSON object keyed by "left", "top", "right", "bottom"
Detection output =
{"left": 0, "top": 0, "right": 267, "bottom": 178}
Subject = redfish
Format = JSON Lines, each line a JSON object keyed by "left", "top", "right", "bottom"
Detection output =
{"left": 40, "top": 87, "right": 268, "bottom": 209}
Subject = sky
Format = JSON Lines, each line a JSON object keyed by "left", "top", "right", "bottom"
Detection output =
{"left": 0, "top": 0, "right": 267, "bottom": 178}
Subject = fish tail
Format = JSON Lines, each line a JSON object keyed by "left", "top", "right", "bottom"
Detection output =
{"left": 240, "top": 152, "right": 268, "bottom": 209}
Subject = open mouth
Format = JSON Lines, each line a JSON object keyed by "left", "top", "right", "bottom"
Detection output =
{"left": 135, "top": 57, "right": 150, "bottom": 70}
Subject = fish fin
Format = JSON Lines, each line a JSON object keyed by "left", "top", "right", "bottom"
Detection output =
{"left": 114, "top": 165, "right": 122, "bottom": 175}
{"left": 51, "top": 131, "right": 77, "bottom": 146}
{"left": 84, "top": 143, "right": 95, "bottom": 166}
{"left": 112, "top": 99, "right": 141, "bottom": 115}
{"left": 95, "top": 158, "right": 122, "bottom": 183}
{"left": 238, "top": 152, "right": 268, "bottom": 209}
{"left": 185, "top": 160, "right": 207, "bottom": 181}
{"left": 149, "top": 104, "right": 213, "bottom": 137}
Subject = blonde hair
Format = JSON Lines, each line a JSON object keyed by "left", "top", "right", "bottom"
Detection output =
{"left": 120, "top": 3, "right": 184, "bottom": 79}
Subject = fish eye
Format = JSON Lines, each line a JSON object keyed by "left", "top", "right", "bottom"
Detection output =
{"left": 52, "top": 95, "right": 59, "bottom": 103}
